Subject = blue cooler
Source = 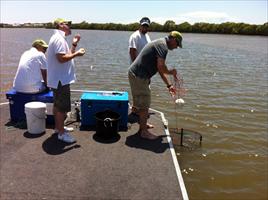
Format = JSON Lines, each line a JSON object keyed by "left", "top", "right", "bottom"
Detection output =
{"left": 6, "top": 89, "right": 54, "bottom": 124}
{"left": 80, "top": 91, "right": 128, "bottom": 129}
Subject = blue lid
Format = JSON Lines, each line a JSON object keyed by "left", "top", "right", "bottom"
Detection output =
{"left": 6, "top": 88, "right": 53, "bottom": 97}
{"left": 81, "top": 91, "right": 128, "bottom": 101}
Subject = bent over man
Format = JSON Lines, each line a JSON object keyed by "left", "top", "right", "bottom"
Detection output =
{"left": 13, "top": 39, "right": 48, "bottom": 93}
{"left": 128, "top": 31, "right": 183, "bottom": 140}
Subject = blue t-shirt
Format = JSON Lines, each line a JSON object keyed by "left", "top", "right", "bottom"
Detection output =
{"left": 129, "top": 38, "right": 168, "bottom": 79}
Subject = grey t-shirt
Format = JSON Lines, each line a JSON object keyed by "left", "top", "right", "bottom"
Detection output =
{"left": 129, "top": 38, "right": 168, "bottom": 79}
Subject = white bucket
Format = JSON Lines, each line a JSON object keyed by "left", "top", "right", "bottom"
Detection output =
{"left": 24, "top": 102, "right": 46, "bottom": 134}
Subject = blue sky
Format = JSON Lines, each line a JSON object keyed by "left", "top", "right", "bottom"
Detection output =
{"left": 1, "top": 1, "right": 267, "bottom": 25}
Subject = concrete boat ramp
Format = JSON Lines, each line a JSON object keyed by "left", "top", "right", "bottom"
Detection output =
{"left": 0, "top": 103, "right": 188, "bottom": 200}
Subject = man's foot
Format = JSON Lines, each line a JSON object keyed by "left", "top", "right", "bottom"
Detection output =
{"left": 55, "top": 126, "right": 74, "bottom": 133}
{"left": 140, "top": 131, "right": 158, "bottom": 140}
{"left": 147, "top": 123, "right": 154, "bottom": 129}
{"left": 58, "top": 131, "right": 76, "bottom": 143}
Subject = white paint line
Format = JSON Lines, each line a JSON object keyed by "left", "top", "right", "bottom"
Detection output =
{"left": 150, "top": 108, "right": 189, "bottom": 200}
{"left": 0, "top": 102, "right": 9, "bottom": 106}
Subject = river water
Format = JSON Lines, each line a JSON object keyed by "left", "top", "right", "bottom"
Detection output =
{"left": 1, "top": 28, "right": 267, "bottom": 200}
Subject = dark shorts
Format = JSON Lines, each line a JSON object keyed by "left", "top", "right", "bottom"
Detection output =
{"left": 52, "top": 82, "right": 71, "bottom": 113}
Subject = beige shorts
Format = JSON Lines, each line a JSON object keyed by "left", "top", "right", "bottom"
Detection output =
{"left": 52, "top": 82, "right": 71, "bottom": 113}
{"left": 128, "top": 72, "right": 151, "bottom": 109}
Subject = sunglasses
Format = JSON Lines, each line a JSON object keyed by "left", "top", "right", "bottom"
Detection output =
{"left": 62, "top": 22, "right": 72, "bottom": 26}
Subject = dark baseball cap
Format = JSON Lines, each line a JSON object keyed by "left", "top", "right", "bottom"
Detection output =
{"left": 140, "top": 17, "right": 150, "bottom": 26}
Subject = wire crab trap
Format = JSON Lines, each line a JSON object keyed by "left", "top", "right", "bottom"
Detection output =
{"left": 169, "top": 128, "right": 202, "bottom": 149}
{"left": 169, "top": 73, "right": 203, "bottom": 149}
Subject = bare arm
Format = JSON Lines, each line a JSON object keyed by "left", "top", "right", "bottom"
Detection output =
{"left": 70, "top": 34, "right": 81, "bottom": 53}
{"left": 129, "top": 48, "right": 137, "bottom": 63}
{"left": 157, "top": 57, "right": 175, "bottom": 85}
{"left": 41, "top": 69, "right": 47, "bottom": 86}
{"left": 56, "top": 48, "right": 85, "bottom": 63}
{"left": 57, "top": 34, "right": 85, "bottom": 63}
{"left": 157, "top": 57, "right": 177, "bottom": 97}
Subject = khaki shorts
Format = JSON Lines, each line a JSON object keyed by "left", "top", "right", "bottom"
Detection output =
{"left": 128, "top": 72, "right": 151, "bottom": 109}
{"left": 52, "top": 82, "right": 71, "bottom": 113}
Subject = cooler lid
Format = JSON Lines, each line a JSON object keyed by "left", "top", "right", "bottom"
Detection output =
{"left": 81, "top": 91, "right": 128, "bottom": 101}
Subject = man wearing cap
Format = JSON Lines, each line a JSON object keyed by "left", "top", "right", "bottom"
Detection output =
{"left": 13, "top": 39, "right": 48, "bottom": 93}
{"left": 129, "top": 17, "right": 151, "bottom": 63}
{"left": 128, "top": 17, "right": 151, "bottom": 116}
{"left": 128, "top": 31, "right": 183, "bottom": 140}
{"left": 47, "top": 18, "right": 85, "bottom": 143}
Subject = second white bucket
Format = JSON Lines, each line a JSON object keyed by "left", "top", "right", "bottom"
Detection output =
{"left": 24, "top": 102, "right": 46, "bottom": 134}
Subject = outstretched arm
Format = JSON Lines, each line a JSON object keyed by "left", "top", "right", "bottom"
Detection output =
{"left": 157, "top": 57, "right": 176, "bottom": 97}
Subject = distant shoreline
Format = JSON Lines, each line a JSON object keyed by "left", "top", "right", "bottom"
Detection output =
{"left": 1, "top": 21, "right": 267, "bottom": 36}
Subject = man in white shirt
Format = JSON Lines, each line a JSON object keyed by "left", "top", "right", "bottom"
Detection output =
{"left": 47, "top": 18, "right": 85, "bottom": 143}
{"left": 128, "top": 17, "right": 152, "bottom": 124}
{"left": 13, "top": 39, "right": 48, "bottom": 93}
{"left": 129, "top": 17, "right": 151, "bottom": 63}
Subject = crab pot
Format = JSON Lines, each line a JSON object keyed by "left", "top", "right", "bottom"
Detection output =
{"left": 169, "top": 128, "right": 203, "bottom": 149}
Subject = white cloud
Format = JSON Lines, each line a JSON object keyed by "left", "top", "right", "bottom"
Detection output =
{"left": 151, "top": 11, "right": 238, "bottom": 25}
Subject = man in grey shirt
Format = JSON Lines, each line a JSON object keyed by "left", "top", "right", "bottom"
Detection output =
{"left": 128, "top": 31, "right": 183, "bottom": 140}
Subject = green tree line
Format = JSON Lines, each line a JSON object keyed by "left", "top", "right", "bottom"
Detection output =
{"left": 56, "top": 20, "right": 268, "bottom": 36}
{"left": 2, "top": 20, "right": 268, "bottom": 36}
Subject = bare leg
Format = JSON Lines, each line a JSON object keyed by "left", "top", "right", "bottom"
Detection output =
{"left": 131, "top": 106, "right": 139, "bottom": 114}
{"left": 139, "top": 108, "right": 158, "bottom": 140}
{"left": 53, "top": 106, "right": 66, "bottom": 134}
{"left": 136, "top": 108, "right": 154, "bottom": 129}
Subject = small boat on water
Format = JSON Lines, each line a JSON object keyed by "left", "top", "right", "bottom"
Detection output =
{"left": 0, "top": 89, "right": 189, "bottom": 200}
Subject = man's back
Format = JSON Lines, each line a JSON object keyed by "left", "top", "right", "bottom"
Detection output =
{"left": 129, "top": 38, "right": 168, "bottom": 79}
{"left": 13, "top": 48, "right": 47, "bottom": 93}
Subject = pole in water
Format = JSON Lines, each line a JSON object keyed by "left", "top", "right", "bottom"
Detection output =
{"left": 180, "top": 128, "right": 184, "bottom": 146}
{"left": 200, "top": 135, "right": 203, "bottom": 145}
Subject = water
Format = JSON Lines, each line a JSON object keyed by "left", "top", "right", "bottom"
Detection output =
{"left": 1, "top": 28, "right": 268, "bottom": 200}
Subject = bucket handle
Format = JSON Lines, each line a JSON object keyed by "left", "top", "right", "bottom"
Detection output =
{"left": 104, "top": 118, "right": 112, "bottom": 128}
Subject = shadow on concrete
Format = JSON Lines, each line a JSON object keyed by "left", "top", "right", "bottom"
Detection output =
{"left": 23, "top": 131, "right": 46, "bottom": 138}
{"left": 42, "top": 133, "right": 80, "bottom": 155}
{"left": 5, "top": 120, "right": 27, "bottom": 130}
{"left": 92, "top": 132, "right": 121, "bottom": 144}
{"left": 125, "top": 132, "right": 169, "bottom": 153}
